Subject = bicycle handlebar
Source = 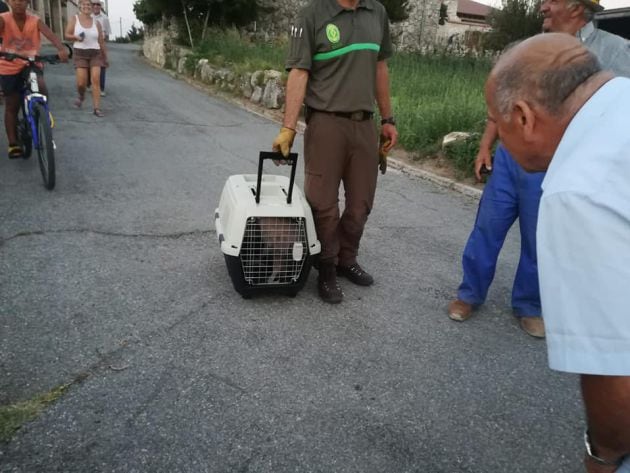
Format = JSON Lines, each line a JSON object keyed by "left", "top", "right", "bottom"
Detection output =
{"left": 0, "top": 44, "right": 73, "bottom": 64}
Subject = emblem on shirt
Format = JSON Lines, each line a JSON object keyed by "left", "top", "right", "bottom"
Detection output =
{"left": 290, "top": 25, "right": 303, "bottom": 38}
{"left": 326, "top": 24, "right": 340, "bottom": 44}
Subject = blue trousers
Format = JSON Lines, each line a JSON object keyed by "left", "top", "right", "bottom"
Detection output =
{"left": 457, "top": 145, "right": 544, "bottom": 317}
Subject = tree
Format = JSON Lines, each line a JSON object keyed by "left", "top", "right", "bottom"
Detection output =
{"left": 133, "top": 0, "right": 179, "bottom": 26}
{"left": 127, "top": 24, "right": 145, "bottom": 42}
{"left": 484, "top": 0, "right": 543, "bottom": 50}
{"left": 379, "top": 0, "right": 411, "bottom": 22}
{"left": 133, "top": 0, "right": 259, "bottom": 46}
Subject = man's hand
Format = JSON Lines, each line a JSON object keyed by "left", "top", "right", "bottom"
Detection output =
{"left": 378, "top": 124, "right": 397, "bottom": 175}
{"left": 380, "top": 123, "right": 397, "bottom": 153}
{"left": 584, "top": 455, "right": 621, "bottom": 473}
{"left": 379, "top": 136, "right": 391, "bottom": 175}
{"left": 58, "top": 48, "right": 69, "bottom": 63}
{"left": 474, "top": 147, "right": 493, "bottom": 182}
{"left": 272, "top": 127, "right": 296, "bottom": 157}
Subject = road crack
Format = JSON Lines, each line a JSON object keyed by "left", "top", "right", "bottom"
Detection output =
{"left": 1, "top": 228, "right": 216, "bottom": 246}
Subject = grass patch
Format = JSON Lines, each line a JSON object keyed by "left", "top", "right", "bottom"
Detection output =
{"left": 389, "top": 53, "right": 490, "bottom": 175}
{"left": 0, "top": 383, "right": 70, "bottom": 443}
{"left": 186, "top": 28, "right": 286, "bottom": 74}
{"left": 442, "top": 132, "right": 484, "bottom": 178}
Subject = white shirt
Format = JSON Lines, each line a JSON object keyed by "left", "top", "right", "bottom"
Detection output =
{"left": 92, "top": 12, "right": 111, "bottom": 38}
{"left": 538, "top": 77, "right": 630, "bottom": 376}
{"left": 577, "top": 22, "right": 630, "bottom": 78}
{"left": 73, "top": 15, "right": 100, "bottom": 50}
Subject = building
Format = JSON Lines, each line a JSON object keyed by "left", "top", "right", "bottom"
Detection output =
{"left": 435, "top": 0, "right": 493, "bottom": 49}
{"left": 28, "top": 0, "right": 110, "bottom": 40}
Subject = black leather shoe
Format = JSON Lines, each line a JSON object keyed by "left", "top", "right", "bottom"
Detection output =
{"left": 337, "top": 263, "right": 374, "bottom": 286}
{"left": 318, "top": 262, "right": 343, "bottom": 304}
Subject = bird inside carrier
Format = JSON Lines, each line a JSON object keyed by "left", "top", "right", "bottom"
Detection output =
{"left": 240, "top": 216, "right": 308, "bottom": 286}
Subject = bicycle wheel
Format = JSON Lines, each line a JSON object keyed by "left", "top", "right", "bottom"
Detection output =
{"left": 34, "top": 102, "right": 55, "bottom": 190}
{"left": 17, "top": 111, "right": 32, "bottom": 159}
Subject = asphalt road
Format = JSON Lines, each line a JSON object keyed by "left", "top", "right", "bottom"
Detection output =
{"left": 0, "top": 44, "right": 584, "bottom": 473}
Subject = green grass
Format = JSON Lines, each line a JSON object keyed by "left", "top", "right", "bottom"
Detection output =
{"left": 389, "top": 52, "right": 490, "bottom": 171}
{"left": 186, "top": 29, "right": 287, "bottom": 74}
{"left": 187, "top": 30, "right": 492, "bottom": 176}
{"left": 0, "top": 383, "right": 70, "bottom": 442}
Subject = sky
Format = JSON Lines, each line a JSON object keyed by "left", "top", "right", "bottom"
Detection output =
{"left": 107, "top": 0, "right": 140, "bottom": 38}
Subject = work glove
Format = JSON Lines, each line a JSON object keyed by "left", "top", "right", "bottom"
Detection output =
{"left": 379, "top": 136, "right": 391, "bottom": 175}
{"left": 272, "top": 127, "right": 296, "bottom": 158}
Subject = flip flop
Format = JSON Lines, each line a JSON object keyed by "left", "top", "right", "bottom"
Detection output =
{"left": 8, "top": 144, "right": 23, "bottom": 159}
{"left": 93, "top": 108, "right": 104, "bottom": 117}
{"left": 73, "top": 96, "right": 84, "bottom": 109}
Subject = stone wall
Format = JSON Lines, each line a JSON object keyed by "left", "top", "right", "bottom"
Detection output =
{"left": 143, "top": 31, "right": 287, "bottom": 111}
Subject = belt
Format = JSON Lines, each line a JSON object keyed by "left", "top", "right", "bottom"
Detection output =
{"left": 308, "top": 107, "right": 374, "bottom": 121}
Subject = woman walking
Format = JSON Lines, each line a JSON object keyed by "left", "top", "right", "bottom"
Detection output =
{"left": 65, "top": 0, "right": 108, "bottom": 117}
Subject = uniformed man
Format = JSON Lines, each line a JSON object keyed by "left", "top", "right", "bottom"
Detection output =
{"left": 272, "top": 0, "right": 398, "bottom": 304}
{"left": 447, "top": 0, "right": 630, "bottom": 338}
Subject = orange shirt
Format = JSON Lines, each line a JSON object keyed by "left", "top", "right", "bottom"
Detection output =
{"left": 0, "top": 12, "right": 41, "bottom": 75}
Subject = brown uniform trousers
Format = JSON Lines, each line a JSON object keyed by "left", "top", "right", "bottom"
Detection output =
{"left": 304, "top": 111, "right": 379, "bottom": 267}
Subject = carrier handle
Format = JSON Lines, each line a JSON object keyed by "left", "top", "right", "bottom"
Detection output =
{"left": 256, "top": 151, "right": 298, "bottom": 204}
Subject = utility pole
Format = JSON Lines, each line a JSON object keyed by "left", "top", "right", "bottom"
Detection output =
{"left": 119, "top": 17, "right": 123, "bottom": 38}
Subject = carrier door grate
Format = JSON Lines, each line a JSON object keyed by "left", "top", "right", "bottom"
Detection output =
{"left": 240, "top": 217, "right": 309, "bottom": 286}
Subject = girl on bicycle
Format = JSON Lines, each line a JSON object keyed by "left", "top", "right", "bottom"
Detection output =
{"left": 0, "top": 0, "right": 68, "bottom": 159}
{"left": 65, "top": 0, "right": 108, "bottom": 117}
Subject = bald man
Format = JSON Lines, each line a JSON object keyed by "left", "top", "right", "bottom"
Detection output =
{"left": 447, "top": 0, "right": 630, "bottom": 338}
{"left": 487, "top": 33, "right": 630, "bottom": 473}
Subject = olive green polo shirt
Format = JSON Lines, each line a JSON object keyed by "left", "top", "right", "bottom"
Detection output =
{"left": 286, "top": 0, "right": 393, "bottom": 113}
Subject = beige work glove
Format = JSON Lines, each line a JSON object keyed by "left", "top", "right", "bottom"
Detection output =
{"left": 379, "top": 137, "right": 391, "bottom": 175}
{"left": 272, "top": 127, "right": 296, "bottom": 158}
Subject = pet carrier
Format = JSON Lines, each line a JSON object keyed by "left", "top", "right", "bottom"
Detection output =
{"left": 215, "top": 151, "right": 321, "bottom": 298}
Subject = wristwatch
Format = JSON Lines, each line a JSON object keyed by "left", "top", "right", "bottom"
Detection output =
{"left": 584, "top": 430, "right": 626, "bottom": 466}
{"left": 380, "top": 116, "right": 396, "bottom": 126}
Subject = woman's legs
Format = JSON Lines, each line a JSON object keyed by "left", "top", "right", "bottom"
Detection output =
{"left": 75, "top": 67, "right": 88, "bottom": 106}
{"left": 89, "top": 65, "right": 101, "bottom": 111}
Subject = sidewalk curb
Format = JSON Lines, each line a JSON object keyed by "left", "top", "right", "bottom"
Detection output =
{"left": 150, "top": 60, "right": 483, "bottom": 201}
{"left": 386, "top": 159, "right": 482, "bottom": 199}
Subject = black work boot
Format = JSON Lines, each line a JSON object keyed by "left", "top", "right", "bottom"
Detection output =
{"left": 318, "top": 261, "right": 343, "bottom": 304}
{"left": 337, "top": 263, "right": 374, "bottom": 286}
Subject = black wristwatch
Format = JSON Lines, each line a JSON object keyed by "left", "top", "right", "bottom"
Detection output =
{"left": 381, "top": 116, "right": 396, "bottom": 126}
{"left": 584, "top": 430, "right": 626, "bottom": 466}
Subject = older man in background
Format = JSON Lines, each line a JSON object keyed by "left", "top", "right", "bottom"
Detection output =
{"left": 447, "top": 0, "right": 630, "bottom": 338}
{"left": 91, "top": 0, "right": 110, "bottom": 96}
{"left": 486, "top": 33, "right": 630, "bottom": 472}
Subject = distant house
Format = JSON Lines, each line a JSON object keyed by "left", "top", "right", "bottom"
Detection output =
{"left": 450, "top": 0, "right": 493, "bottom": 26}
{"left": 595, "top": 7, "right": 630, "bottom": 40}
{"left": 436, "top": 0, "right": 493, "bottom": 48}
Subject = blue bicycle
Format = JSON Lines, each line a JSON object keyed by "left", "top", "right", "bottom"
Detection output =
{"left": 0, "top": 47, "right": 70, "bottom": 190}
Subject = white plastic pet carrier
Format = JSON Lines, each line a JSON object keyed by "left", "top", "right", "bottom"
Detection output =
{"left": 215, "top": 151, "right": 321, "bottom": 298}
